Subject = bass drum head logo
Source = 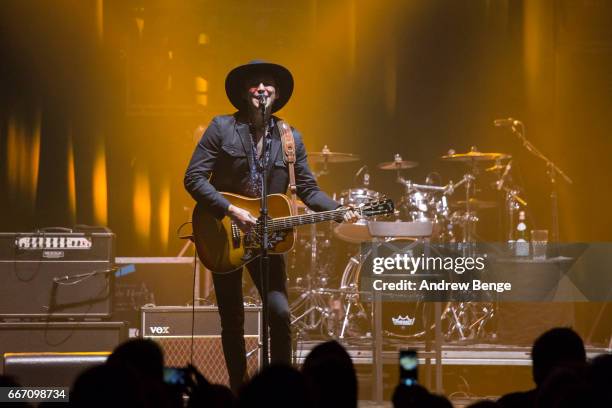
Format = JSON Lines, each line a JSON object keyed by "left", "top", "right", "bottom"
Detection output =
{"left": 391, "top": 315, "right": 416, "bottom": 326}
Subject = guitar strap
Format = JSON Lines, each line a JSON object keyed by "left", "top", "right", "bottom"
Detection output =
{"left": 277, "top": 120, "right": 298, "bottom": 215}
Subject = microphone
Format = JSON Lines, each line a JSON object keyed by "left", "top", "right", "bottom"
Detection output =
{"left": 494, "top": 118, "right": 521, "bottom": 127}
{"left": 257, "top": 92, "right": 267, "bottom": 112}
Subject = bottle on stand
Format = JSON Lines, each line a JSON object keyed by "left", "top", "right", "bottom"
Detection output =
{"left": 515, "top": 210, "right": 529, "bottom": 257}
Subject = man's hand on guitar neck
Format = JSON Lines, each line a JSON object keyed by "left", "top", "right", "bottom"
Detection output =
{"left": 226, "top": 204, "right": 258, "bottom": 233}
{"left": 226, "top": 202, "right": 359, "bottom": 234}
{"left": 343, "top": 205, "right": 360, "bottom": 223}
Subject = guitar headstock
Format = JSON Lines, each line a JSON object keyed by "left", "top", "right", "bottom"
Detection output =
{"left": 359, "top": 198, "right": 395, "bottom": 218}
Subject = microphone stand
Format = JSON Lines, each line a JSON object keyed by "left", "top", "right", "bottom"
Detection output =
{"left": 509, "top": 122, "right": 572, "bottom": 243}
{"left": 257, "top": 96, "right": 271, "bottom": 367}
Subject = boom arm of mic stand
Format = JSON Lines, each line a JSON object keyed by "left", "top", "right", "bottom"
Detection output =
{"left": 511, "top": 123, "right": 573, "bottom": 185}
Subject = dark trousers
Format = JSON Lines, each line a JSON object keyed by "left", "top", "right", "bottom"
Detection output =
{"left": 212, "top": 255, "right": 291, "bottom": 391}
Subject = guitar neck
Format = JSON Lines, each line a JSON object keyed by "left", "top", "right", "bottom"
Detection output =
{"left": 269, "top": 208, "right": 347, "bottom": 231}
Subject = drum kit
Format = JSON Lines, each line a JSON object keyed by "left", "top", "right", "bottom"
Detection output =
{"left": 289, "top": 145, "right": 528, "bottom": 343}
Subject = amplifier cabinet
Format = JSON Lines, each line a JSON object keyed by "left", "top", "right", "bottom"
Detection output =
{"left": 0, "top": 231, "right": 114, "bottom": 320}
{"left": 0, "top": 321, "right": 126, "bottom": 375}
{"left": 3, "top": 352, "right": 110, "bottom": 388}
{"left": 141, "top": 306, "right": 261, "bottom": 385}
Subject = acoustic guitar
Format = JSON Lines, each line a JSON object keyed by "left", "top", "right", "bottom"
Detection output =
{"left": 192, "top": 192, "right": 394, "bottom": 274}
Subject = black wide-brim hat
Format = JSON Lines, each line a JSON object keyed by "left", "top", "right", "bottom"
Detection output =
{"left": 225, "top": 60, "right": 294, "bottom": 113}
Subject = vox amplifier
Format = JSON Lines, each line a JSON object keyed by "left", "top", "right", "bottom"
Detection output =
{"left": 141, "top": 305, "right": 261, "bottom": 385}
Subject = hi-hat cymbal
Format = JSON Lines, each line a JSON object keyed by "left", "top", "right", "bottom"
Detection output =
{"left": 309, "top": 146, "right": 360, "bottom": 163}
{"left": 441, "top": 151, "right": 511, "bottom": 162}
{"left": 451, "top": 198, "right": 498, "bottom": 210}
{"left": 377, "top": 160, "right": 419, "bottom": 170}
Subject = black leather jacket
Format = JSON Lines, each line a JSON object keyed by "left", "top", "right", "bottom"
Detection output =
{"left": 184, "top": 113, "right": 339, "bottom": 218}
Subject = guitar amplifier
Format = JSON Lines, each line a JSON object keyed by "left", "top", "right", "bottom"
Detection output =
{"left": 0, "top": 321, "right": 126, "bottom": 375}
{"left": 0, "top": 228, "right": 115, "bottom": 320}
{"left": 141, "top": 305, "right": 261, "bottom": 385}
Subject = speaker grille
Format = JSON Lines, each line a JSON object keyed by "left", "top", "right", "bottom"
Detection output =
{"left": 153, "top": 336, "right": 259, "bottom": 385}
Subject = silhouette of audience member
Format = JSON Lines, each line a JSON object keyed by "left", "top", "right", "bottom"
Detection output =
{"left": 61, "top": 328, "right": 609, "bottom": 408}
{"left": 238, "top": 364, "right": 309, "bottom": 408}
{"left": 536, "top": 363, "right": 594, "bottom": 408}
{"left": 106, "top": 338, "right": 175, "bottom": 408}
{"left": 466, "top": 400, "right": 499, "bottom": 408}
{"left": 302, "top": 340, "right": 358, "bottom": 408}
{"left": 107, "top": 338, "right": 165, "bottom": 383}
{"left": 587, "top": 353, "right": 612, "bottom": 407}
{"left": 392, "top": 383, "right": 452, "bottom": 408}
{"left": 186, "top": 364, "right": 235, "bottom": 408}
{"left": 70, "top": 363, "right": 148, "bottom": 407}
{"left": 211, "top": 383, "right": 236, "bottom": 407}
{"left": 498, "top": 327, "right": 586, "bottom": 408}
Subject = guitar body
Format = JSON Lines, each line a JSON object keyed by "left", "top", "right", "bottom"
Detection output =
{"left": 192, "top": 193, "right": 295, "bottom": 274}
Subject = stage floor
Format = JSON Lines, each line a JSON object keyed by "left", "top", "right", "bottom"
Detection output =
{"left": 297, "top": 340, "right": 609, "bottom": 404}
{"left": 294, "top": 340, "right": 608, "bottom": 366}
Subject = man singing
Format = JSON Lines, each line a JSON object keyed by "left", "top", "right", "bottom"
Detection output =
{"left": 184, "top": 60, "right": 357, "bottom": 391}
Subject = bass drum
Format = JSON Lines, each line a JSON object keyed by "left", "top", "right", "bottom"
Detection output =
{"left": 339, "top": 239, "right": 441, "bottom": 338}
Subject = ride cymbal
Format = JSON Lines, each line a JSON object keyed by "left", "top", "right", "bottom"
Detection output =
{"left": 441, "top": 147, "right": 511, "bottom": 162}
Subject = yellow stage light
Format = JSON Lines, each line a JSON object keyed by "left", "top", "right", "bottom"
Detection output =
{"left": 93, "top": 139, "right": 108, "bottom": 226}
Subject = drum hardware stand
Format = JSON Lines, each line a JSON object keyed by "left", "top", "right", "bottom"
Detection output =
{"left": 393, "top": 153, "right": 404, "bottom": 183}
{"left": 338, "top": 255, "right": 371, "bottom": 340}
{"left": 447, "top": 166, "right": 500, "bottom": 341}
{"left": 492, "top": 160, "right": 529, "bottom": 242}
{"left": 462, "top": 158, "right": 479, "bottom": 246}
{"left": 440, "top": 301, "right": 495, "bottom": 341}
{"left": 339, "top": 256, "right": 361, "bottom": 339}
{"left": 338, "top": 292, "right": 362, "bottom": 339}
{"left": 289, "top": 214, "right": 333, "bottom": 336}
{"left": 313, "top": 145, "right": 331, "bottom": 177}
{"left": 353, "top": 165, "right": 370, "bottom": 187}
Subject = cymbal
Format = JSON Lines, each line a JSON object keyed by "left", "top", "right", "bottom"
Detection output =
{"left": 441, "top": 151, "right": 511, "bottom": 162}
{"left": 309, "top": 151, "right": 360, "bottom": 163}
{"left": 485, "top": 164, "right": 505, "bottom": 172}
{"left": 451, "top": 199, "right": 498, "bottom": 210}
{"left": 377, "top": 160, "right": 419, "bottom": 170}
